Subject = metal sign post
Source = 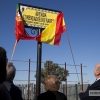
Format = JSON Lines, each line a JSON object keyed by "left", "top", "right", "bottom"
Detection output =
{"left": 36, "top": 29, "right": 42, "bottom": 97}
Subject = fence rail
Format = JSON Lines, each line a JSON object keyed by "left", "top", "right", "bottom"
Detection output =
{"left": 15, "top": 83, "right": 90, "bottom": 100}
{"left": 8, "top": 59, "right": 88, "bottom": 100}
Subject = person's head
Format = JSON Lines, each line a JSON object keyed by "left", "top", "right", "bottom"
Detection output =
{"left": 94, "top": 64, "right": 100, "bottom": 79}
{"left": 44, "top": 75, "right": 60, "bottom": 91}
{"left": 0, "top": 47, "right": 8, "bottom": 84}
{"left": 6, "top": 62, "right": 16, "bottom": 81}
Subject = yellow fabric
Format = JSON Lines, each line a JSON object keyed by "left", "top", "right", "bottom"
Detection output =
{"left": 41, "top": 18, "right": 57, "bottom": 45}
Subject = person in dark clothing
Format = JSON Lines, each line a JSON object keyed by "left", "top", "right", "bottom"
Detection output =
{"left": 4, "top": 62, "right": 23, "bottom": 100}
{"left": 0, "top": 47, "right": 12, "bottom": 100}
{"left": 36, "top": 75, "right": 67, "bottom": 100}
{"left": 79, "top": 64, "right": 100, "bottom": 100}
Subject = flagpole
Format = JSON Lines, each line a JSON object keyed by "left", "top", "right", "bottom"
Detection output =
{"left": 10, "top": 40, "right": 17, "bottom": 61}
{"left": 36, "top": 28, "right": 42, "bottom": 97}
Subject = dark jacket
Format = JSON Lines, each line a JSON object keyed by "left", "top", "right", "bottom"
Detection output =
{"left": 36, "top": 90, "right": 67, "bottom": 100}
{"left": 0, "top": 84, "right": 12, "bottom": 100}
{"left": 4, "top": 80, "right": 23, "bottom": 100}
{"left": 79, "top": 79, "right": 100, "bottom": 100}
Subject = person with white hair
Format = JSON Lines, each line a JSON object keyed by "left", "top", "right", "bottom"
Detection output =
{"left": 36, "top": 75, "right": 67, "bottom": 100}
{"left": 79, "top": 64, "right": 100, "bottom": 100}
{"left": 4, "top": 62, "right": 23, "bottom": 100}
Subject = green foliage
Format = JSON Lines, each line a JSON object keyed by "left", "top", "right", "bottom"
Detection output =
{"left": 34, "top": 61, "right": 69, "bottom": 84}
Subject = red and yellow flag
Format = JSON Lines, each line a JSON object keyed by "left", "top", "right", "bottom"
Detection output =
{"left": 36, "top": 12, "right": 66, "bottom": 45}
{"left": 11, "top": 6, "right": 66, "bottom": 60}
{"left": 15, "top": 4, "right": 66, "bottom": 45}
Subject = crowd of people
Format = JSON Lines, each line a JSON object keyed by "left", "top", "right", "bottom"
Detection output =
{"left": 0, "top": 46, "right": 100, "bottom": 100}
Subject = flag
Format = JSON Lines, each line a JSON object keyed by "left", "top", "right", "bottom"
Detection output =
{"left": 36, "top": 12, "right": 66, "bottom": 45}
{"left": 11, "top": 4, "right": 36, "bottom": 60}
{"left": 15, "top": 4, "right": 36, "bottom": 42}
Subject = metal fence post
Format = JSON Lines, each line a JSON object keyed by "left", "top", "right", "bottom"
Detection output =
{"left": 88, "top": 84, "right": 90, "bottom": 87}
{"left": 75, "top": 84, "right": 78, "bottom": 100}
{"left": 28, "top": 59, "right": 30, "bottom": 100}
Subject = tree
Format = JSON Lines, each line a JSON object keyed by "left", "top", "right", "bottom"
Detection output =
{"left": 34, "top": 61, "right": 69, "bottom": 84}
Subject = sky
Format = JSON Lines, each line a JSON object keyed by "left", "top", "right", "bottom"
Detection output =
{"left": 0, "top": 0, "right": 100, "bottom": 85}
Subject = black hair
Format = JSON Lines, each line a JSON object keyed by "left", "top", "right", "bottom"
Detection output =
{"left": 0, "top": 47, "right": 7, "bottom": 84}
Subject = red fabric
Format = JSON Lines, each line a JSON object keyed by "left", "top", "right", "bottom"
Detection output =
{"left": 36, "top": 12, "right": 66, "bottom": 45}
{"left": 15, "top": 12, "right": 66, "bottom": 45}
{"left": 54, "top": 12, "right": 66, "bottom": 45}
{"left": 15, "top": 20, "right": 36, "bottom": 42}
{"left": 36, "top": 32, "right": 41, "bottom": 42}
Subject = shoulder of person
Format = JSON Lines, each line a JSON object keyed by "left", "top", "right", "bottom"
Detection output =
{"left": 57, "top": 91, "right": 67, "bottom": 99}
{"left": 13, "top": 85, "right": 22, "bottom": 92}
{"left": 36, "top": 92, "right": 45, "bottom": 100}
{"left": 38, "top": 92, "right": 45, "bottom": 96}
{"left": 1, "top": 85, "right": 12, "bottom": 100}
{"left": 90, "top": 79, "right": 100, "bottom": 89}
{"left": 57, "top": 91, "right": 66, "bottom": 96}
{"left": 37, "top": 92, "right": 51, "bottom": 98}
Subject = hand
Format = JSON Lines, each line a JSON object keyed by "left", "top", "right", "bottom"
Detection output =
{"left": 80, "top": 90, "right": 84, "bottom": 93}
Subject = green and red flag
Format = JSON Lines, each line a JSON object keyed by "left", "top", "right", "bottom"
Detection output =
{"left": 15, "top": 4, "right": 36, "bottom": 42}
